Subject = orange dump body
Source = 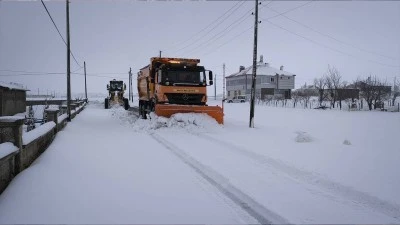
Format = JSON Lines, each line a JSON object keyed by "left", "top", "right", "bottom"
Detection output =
{"left": 155, "top": 104, "right": 224, "bottom": 124}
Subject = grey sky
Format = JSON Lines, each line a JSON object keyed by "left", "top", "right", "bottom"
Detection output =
{"left": 0, "top": 0, "right": 399, "bottom": 96}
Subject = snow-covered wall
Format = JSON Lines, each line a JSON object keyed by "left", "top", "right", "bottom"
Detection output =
{"left": 0, "top": 142, "right": 19, "bottom": 194}
{"left": 0, "top": 102, "right": 86, "bottom": 195}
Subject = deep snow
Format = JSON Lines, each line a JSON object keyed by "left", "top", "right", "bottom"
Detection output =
{"left": 0, "top": 98, "right": 399, "bottom": 224}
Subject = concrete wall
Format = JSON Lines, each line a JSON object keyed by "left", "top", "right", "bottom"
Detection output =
{"left": 21, "top": 128, "right": 55, "bottom": 170}
{"left": 0, "top": 88, "right": 27, "bottom": 116}
{"left": 0, "top": 152, "right": 17, "bottom": 194}
{"left": 0, "top": 102, "right": 86, "bottom": 195}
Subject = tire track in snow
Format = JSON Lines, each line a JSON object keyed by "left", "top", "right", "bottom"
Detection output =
{"left": 150, "top": 133, "right": 290, "bottom": 225}
{"left": 194, "top": 133, "right": 400, "bottom": 220}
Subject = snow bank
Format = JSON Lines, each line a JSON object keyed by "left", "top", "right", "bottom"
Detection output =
{"left": 295, "top": 131, "right": 313, "bottom": 143}
{"left": 23, "top": 122, "right": 56, "bottom": 145}
{"left": 0, "top": 142, "right": 19, "bottom": 159}
{"left": 109, "top": 106, "right": 221, "bottom": 133}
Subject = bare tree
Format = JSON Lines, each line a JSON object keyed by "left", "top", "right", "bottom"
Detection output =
{"left": 291, "top": 90, "right": 301, "bottom": 108}
{"left": 392, "top": 79, "right": 399, "bottom": 106}
{"left": 313, "top": 77, "right": 328, "bottom": 106}
{"left": 297, "top": 88, "right": 313, "bottom": 109}
{"left": 263, "top": 95, "right": 274, "bottom": 106}
{"left": 356, "top": 76, "right": 391, "bottom": 110}
{"left": 324, "top": 65, "right": 345, "bottom": 109}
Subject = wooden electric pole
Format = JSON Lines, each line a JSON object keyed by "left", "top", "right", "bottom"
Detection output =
{"left": 66, "top": 0, "right": 71, "bottom": 121}
{"left": 223, "top": 63, "right": 226, "bottom": 101}
{"left": 249, "top": 0, "right": 259, "bottom": 128}
{"left": 130, "top": 68, "right": 133, "bottom": 102}
{"left": 84, "top": 61, "right": 87, "bottom": 102}
{"left": 129, "top": 68, "right": 132, "bottom": 101}
{"left": 214, "top": 73, "right": 217, "bottom": 100}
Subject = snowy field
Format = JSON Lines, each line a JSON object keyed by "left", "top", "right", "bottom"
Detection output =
{"left": 0, "top": 99, "right": 399, "bottom": 224}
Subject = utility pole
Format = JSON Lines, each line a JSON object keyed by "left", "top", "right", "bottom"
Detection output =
{"left": 84, "top": 61, "right": 87, "bottom": 102}
{"left": 130, "top": 68, "right": 133, "bottom": 102}
{"left": 129, "top": 68, "right": 132, "bottom": 101}
{"left": 214, "top": 73, "right": 217, "bottom": 100}
{"left": 249, "top": 0, "right": 260, "bottom": 128}
{"left": 223, "top": 63, "right": 226, "bottom": 107}
{"left": 66, "top": 0, "right": 71, "bottom": 121}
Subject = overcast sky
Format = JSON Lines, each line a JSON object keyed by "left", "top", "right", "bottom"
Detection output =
{"left": 0, "top": 0, "right": 399, "bottom": 96}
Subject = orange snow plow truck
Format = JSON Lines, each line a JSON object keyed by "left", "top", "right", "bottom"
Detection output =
{"left": 137, "top": 57, "right": 224, "bottom": 124}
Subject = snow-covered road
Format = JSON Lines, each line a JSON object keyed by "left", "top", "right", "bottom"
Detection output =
{"left": 0, "top": 101, "right": 399, "bottom": 224}
{"left": 0, "top": 104, "right": 255, "bottom": 224}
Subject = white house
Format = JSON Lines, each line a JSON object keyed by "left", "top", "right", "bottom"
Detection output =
{"left": 226, "top": 55, "right": 296, "bottom": 100}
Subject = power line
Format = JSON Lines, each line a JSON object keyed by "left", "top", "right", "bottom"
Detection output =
{"left": 0, "top": 69, "right": 65, "bottom": 74}
{"left": 262, "top": 1, "right": 314, "bottom": 20}
{"left": 183, "top": 1, "right": 275, "bottom": 57}
{"left": 170, "top": 1, "right": 247, "bottom": 55}
{"left": 40, "top": 0, "right": 82, "bottom": 68}
{"left": 183, "top": 1, "right": 280, "bottom": 55}
{"left": 263, "top": 19, "right": 400, "bottom": 68}
{"left": 203, "top": 26, "right": 253, "bottom": 57}
{"left": 198, "top": 2, "right": 273, "bottom": 57}
{"left": 181, "top": 6, "right": 255, "bottom": 57}
{"left": 263, "top": 3, "right": 397, "bottom": 61}
{"left": 165, "top": 0, "right": 244, "bottom": 54}
{"left": 0, "top": 71, "right": 128, "bottom": 79}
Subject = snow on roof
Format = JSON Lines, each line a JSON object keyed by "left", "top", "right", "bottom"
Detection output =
{"left": 0, "top": 81, "right": 29, "bottom": 91}
{"left": 226, "top": 62, "right": 295, "bottom": 78}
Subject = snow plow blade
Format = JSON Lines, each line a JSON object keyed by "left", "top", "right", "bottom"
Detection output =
{"left": 155, "top": 104, "right": 224, "bottom": 124}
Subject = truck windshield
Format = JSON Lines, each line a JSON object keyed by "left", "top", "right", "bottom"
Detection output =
{"left": 163, "top": 70, "right": 205, "bottom": 86}
{"left": 109, "top": 81, "right": 123, "bottom": 91}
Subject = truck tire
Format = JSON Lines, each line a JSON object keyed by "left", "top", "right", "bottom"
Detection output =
{"left": 105, "top": 98, "right": 109, "bottom": 109}
{"left": 124, "top": 98, "right": 129, "bottom": 110}
{"left": 139, "top": 101, "right": 147, "bottom": 119}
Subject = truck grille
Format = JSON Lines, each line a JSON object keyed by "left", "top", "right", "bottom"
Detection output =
{"left": 165, "top": 93, "right": 205, "bottom": 105}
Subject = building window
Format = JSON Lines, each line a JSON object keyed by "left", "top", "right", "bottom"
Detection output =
{"left": 271, "top": 78, "right": 274, "bottom": 82}
{"left": 280, "top": 76, "right": 283, "bottom": 79}
{"left": 228, "top": 91, "right": 230, "bottom": 96}
{"left": 288, "top": 77, "right": 290, "bottom": 79}
{"left": 238, "top": 90, "right": 241, "bottom": 95}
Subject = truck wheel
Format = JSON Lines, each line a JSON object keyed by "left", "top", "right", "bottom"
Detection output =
{"left": 139, "top": 101, "right": 147, "bottom": 119}
{"left": 105, "top": 98, "right": 109, "bottom": 109}
{"left": 142, "top": 102, "right": 148, "bottom": 119}
{"left": 124, "top": 98, "right": 129, "bottom": 110}
{"left": 228, "top": 100, "right": 233, "bottom": 103}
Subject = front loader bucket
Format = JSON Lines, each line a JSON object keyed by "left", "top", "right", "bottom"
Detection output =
{"left": 155, "top": 104, "right": 224, "bottom": 124}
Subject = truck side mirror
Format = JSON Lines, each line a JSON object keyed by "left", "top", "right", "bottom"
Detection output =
{"left": 124, "top": 84, "right": 126, "bottom": 90}
{"left": 209, "top": 80, "right": 214, "bottom": 85}
{"left": 208, "top": 71, "right": 213, "bottom": 81}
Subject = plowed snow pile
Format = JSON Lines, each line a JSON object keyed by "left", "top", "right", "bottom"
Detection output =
{"left": 110, "top": 106, "right": 221, "bottom": 133}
